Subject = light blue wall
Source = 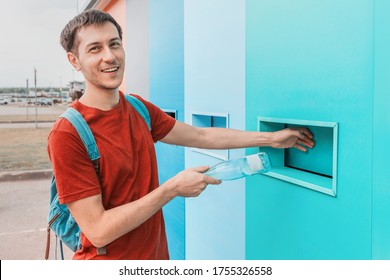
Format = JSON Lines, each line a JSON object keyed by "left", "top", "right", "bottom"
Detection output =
{"left": 246, "top": 0, "right": 374, "bottom": 259}
{"left": 149, "top": 0, "right": 185, "bottom": 259}
{"left": 184, "top": 0, "right": 246, "bottom": 259}
{"left": 373, "top": 0, "right": 390, "bottom": 260}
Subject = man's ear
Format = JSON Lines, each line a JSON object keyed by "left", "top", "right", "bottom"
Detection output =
{"left": 67, "top": 52, "right": 81, "bottom": 71}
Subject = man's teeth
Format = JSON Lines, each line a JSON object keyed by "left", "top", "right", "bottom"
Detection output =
{"left": 102, "top": 67, "right": 118, "bottom": 73}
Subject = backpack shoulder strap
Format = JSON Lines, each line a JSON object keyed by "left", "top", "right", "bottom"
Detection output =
{"left": 124, "top": 94, "right": 151, "bottom": 130}
{"left": 59, "top": 107, "right": 100, "bottom": 161}
{"left": 45, "top": 108, "right": 100, "bottom": 260}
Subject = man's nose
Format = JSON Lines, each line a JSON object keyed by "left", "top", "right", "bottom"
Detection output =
{"left": 102, "top": 46, "right": 116, "bottom": 62}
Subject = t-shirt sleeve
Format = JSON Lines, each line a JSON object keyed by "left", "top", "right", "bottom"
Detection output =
{"left": 47, "top": 119, "right": 101, "bottom": 204}
{"left": 131, "top": 94, "right": 176, "bottom": 143}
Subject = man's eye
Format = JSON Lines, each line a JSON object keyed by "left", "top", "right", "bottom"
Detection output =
{"left": 111, "top": 41, "right": 121, "bottom": 47}
{"left": 89, "top": 46, "right": 100, "bottom": 52}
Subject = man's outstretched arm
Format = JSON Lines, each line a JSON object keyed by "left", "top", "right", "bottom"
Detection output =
{"left": 160, "top": 121, "right": 314, "bottom": 152}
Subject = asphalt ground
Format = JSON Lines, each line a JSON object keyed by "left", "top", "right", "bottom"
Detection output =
{"left": 0, "top": 103, "right": 66, "bottom": 128}
{"left": 0, "top": 122, "right": 54, "bottom": 129}
{"left": 0, "top": 102, "right": 66, "bottom": 116}
{"left": 0, "top": 176, "right": 74, "bottom": 260}
{"left": 0, "top": 103, "right": 74, "bottom": 260}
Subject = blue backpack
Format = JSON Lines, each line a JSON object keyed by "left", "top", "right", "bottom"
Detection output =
{"left": 45, "top": 94, "right": 151, "bottom": 259}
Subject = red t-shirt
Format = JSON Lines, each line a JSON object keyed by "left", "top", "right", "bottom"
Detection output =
{"left": 47, "top": 92, "right": 176, "bottom": 259}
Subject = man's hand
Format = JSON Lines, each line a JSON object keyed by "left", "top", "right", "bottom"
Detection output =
{"left": 167, "top": 166, "right": 221, "bottom": 197}
{"left": 271, "top": 127, "right": 314, "bottom": 152}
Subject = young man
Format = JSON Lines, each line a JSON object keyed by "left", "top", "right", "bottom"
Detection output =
{"left": 48, "top": 9, "right": 314, "bottom": 260}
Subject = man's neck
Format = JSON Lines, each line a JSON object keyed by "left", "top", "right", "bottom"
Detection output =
{"left": 79, "top": 88, "right": 120, "bottom": 111}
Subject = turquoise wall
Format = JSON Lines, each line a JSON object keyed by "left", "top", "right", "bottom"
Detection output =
{"left": 246, "top": 0, "right": 375, "bottom": 259}
{"left": 184, "top": 0, "right": 246, "bottom": 259}
{"left": 149, "top": 0, "right": 185, "bottom": 260}
{"left": 373, "top": 0, "right": 390, "bottom": 260}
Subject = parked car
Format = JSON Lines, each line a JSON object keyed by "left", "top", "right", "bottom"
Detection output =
{"left": 41, "top": 99, "right": 53, "bottom": 106}
{"left": 35, "top": 99, "right": 52, "bottom": 106}
{"left": 0, "top": 98, "right": 9, "bottom": 105}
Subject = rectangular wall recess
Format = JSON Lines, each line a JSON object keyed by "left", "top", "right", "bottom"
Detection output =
{"left": 191, "top": 112, "right": 229, "bottom": 160}
{"left": 163, "top": 109, "right": 177, "bottom": 119}
{"left": 258, "top": 117, "right": 338, "bottom": 197}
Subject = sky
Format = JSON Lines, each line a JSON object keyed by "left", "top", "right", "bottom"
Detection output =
{"left": 0, "top": 0, "right": 90, "bottom": 88}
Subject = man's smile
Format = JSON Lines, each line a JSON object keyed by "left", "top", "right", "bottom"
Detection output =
{"left": 101, "top": 66, "right": 119, "bottom": 73}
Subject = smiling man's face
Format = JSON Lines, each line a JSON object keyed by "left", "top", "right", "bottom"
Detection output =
{"left": 68, "top": 21, "right": 125, "bottom": 93}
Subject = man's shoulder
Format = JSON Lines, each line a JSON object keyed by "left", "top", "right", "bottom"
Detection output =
{"left": 122, "top": 92, "right": 148, "bottom": 104}
{"left": 49, "top": 112, "right": 79, "bottom": 142}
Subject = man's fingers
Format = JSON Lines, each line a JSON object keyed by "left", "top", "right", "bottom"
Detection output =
{"left": 189, "top": 166, "right": 210, "bottom": 173}
{"left": 204, "top": 174, "right": 222, "bottom": 185}
{"left": 299, "top": 135, "right": 315, "bottom": 148}
{"left": 296, "top": 128, "right": 315, "bottom": 148}
{"left": 301, "top": 128, "right": 313, "bottom": 139}
{"left": 187, "top": 166, "right": 221, "bottom": 185}
{"left": 293, "top": 143, "right": 307, "bottom": 152}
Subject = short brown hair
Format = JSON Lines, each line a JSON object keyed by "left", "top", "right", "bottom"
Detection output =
{"left": 60, "top": 9, "right": 123, "bottom": 54}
